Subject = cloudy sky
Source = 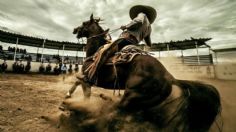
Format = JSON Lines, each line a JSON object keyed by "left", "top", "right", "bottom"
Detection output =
{"left": 0, "top": 0, "right": 236, "bottom": 50}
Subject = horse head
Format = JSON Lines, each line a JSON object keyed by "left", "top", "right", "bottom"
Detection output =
{"left": 73, "top": 14, "right": 110, "bottom": 57}
{"left": 73, "top": 14, "right": 105, "bottom": 39}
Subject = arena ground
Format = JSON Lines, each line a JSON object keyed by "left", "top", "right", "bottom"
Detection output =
{"left": 0, "top": 73, "right": 235, "bottom": 132}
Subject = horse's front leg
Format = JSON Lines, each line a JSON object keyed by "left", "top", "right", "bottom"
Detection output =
{"left": 65, "top": 79, "right": 81, "bottom": 98}
{"left": 81, "top": 80, "right": 91, "bottom": 99}
{"left": 66, "top": 73, "right": 92, "bottom": 99}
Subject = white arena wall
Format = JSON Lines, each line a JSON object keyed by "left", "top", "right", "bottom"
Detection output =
{"left": 158, "top": 57, "right": 215, "bottom": 79}
{"left": 158, "top": 57, "right": 236, "bottom": 80}
{"left": 1, "top": 58, "right": 236, "bottom": 80}
{"left": 214, "top": 63, "right": 236, "bottom": 80}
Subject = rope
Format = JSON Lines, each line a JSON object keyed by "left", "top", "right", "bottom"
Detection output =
{"left": 109, "top": 28, "right": 121, "bottom": 34}
{"left": 112, "top": 62, "right": 117, "bottom": 96}
{"left": 112, "top": 61, "right": 121, "bottom": 96}
{"left": 87, "top": 27, "right": 121, "bottom": 40}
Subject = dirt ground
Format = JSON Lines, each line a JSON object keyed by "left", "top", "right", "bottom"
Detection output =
{"left": 0, "top": 73, "right": 235, "bottom": 132}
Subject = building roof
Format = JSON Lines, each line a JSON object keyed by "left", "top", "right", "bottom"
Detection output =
{"left": 149, "top": 37, "right": 212, "bottom": 51}
{"left": 0, "top": 29, "right": 85, "bottom": 51}
{"left": 0, "top": 29, "right": 211, "bottom": 51}
{"left": 212, "top": 47, "right": 236, "bottom": 52}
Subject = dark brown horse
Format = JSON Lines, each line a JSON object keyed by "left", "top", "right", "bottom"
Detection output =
{"left": 66, "top": 14, "right": 221, "bottom": 131}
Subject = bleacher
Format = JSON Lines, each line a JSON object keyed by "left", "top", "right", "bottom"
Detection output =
{"left": 182, "top": 54, "right": 213, "bottom": 65}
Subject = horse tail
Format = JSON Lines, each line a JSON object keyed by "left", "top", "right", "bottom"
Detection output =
{"left": 176, "top": 79, "right": 222, "bottom": 131}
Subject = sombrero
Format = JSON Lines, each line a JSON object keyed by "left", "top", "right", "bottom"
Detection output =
{"left": 129, "top": 5, "right": 157, "bottom": 24}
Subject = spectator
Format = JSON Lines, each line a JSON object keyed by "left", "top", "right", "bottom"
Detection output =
{"left": 74, "top": 63, "right": 79, "bottom": 72}
{"left": 12, "top": 60, "right": 19, "bottom": 73}
{"left": 53, "top": 63, "right": 59, "bottom": 75}
{"left": 19, "top": 60, "right": 25, "bottom": 73}
{"left": 58, "top": 62, "right": 62, "bottom": 73}
{"left": 61, "top": 63, "right": 67, "bottom": 81}
{"left": 68, "top": 63, "right": 73, "bottom": 74}
{"left": 25, "top": 61, "right": 31, "bottom": 73}
{"left": 46, "top": 63, "right": 52, "bottom": 73}
{"left": 1, "top": 60, "right": 8, "bottom": 73}
{"left": 61, "top": 63, "right": 67, "bottom": 74}
{"left": 39, "top": 62, "right": 45, "bottom": 73}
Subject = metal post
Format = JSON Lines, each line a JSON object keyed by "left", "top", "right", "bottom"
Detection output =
{"left": 215, "top": 52, "right": 218, "bottom": 64}
{"left": 195, "top": 41, "right": 200, "bottom": 65}
{"left": 213, "top": 51, "right": 217, "bottom": 79}
{"left": 36, "top": 47, "right": 39, "bottom": 62}
{"left": 13, "top": 37, "right": 19, "bottom": 61}
{"left": 181, "top": 50, "right": 184, "bottom": 64}
{"left": 167, "top": 44, "right": 170, "bottom": 57}
{"left": 76, "top": 50, "right": 78, "bottom": 57}
{"left": 76, "top": 49, "right": 79, "bottom": 63}
{"left": 41, "top": 39, "right": 46, "bottom": 62}
{"left": 36, "top": 47, "right": 39, "bottom": 54}
{"left": 62, "top": 44, "right": 65, "bottom": 63}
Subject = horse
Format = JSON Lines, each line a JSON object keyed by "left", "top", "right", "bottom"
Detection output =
{"left": 64, "top": 14, "right": 221, "bottom": 131}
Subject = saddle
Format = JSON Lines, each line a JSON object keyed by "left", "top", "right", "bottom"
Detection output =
{"left": 85, "top": 45, "right": 150, "bottom": 66}
{"left": 82, "top": 45, "right": 151, "bottom": 84}
{"left": 105, "top": 45, "right": 150, "bottom": 65}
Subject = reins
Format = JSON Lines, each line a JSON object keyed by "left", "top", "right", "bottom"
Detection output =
{"left": 87, "top": 27, "right": 120, "bottom": 40}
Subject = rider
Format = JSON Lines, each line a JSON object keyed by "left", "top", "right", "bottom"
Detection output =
{"left": 86, "top": 5, "right": 157, "bottom": 80}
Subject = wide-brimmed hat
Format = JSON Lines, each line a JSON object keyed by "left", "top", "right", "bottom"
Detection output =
{"left": 129, "top": 5, "right": 157, "bottom": 24}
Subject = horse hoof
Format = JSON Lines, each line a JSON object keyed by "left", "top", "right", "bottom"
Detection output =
{"left": 65, "top": 93, "right": 71, "bottom": 99}
{"left": 65, "top": 95, "right": 71, "bottom": 99}
{"left": 59, "top": 106, "right": 65, "bottom": 111}
{"left": 59, "top": 103, "right": 68, "bottom": 111}
{"left": 41, "top": 115, "right": 49, "bottom": 121}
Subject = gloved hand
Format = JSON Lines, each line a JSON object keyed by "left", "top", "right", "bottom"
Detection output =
{"left": 120, "top": 25, "right": 126, "bottom": 30}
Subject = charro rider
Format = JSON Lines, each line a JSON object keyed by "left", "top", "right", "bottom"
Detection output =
{"left": 86, "top": 5, "right": 157, "bottom": 81}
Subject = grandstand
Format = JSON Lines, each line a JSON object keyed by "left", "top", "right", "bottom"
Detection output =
{"left": 0, "top": 29, "right": 213, "bottom": 64}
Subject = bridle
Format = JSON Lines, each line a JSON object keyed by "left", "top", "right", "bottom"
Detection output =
{"left": 77, "top": 27, "right": 120, "bottom": 46}
{"left": 87, "top": 27, "right": 120, "bottom": 40}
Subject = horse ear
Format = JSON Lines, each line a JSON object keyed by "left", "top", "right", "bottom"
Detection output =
{"left": 104, "top": 28, "right": 109, "bottom": 33}
{"left": 90, "top": 13, "right": 94, "bottom": 22}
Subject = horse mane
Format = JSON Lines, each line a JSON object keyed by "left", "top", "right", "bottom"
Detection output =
{"left": 85, "top": 22, "right": 109, "bottom": 57}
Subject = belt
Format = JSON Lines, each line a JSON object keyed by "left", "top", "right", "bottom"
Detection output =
{"left": 120, "top": 32, "right": 138, "bottom": 44}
